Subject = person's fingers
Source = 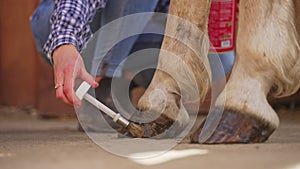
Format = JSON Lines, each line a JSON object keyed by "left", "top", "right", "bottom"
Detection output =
{"left": 80, "top": 68, "right": 99, "bottom": 88}
{"left": 73, "top": 92, "right": 82, "bottom": 108}
{"left": 63, "top": 68, "right": 76, "bottom": 105}
{"left": 56, "top": 85, "right": 73, "bottom": 106}
{"left": 54, "top": 72, "right": 72, "bottom": 106}
{"left": 95, "top": 76, "right": 104, "bottom": 83}
{"left": 51, "top": 45, "right": 100, "bottom": 107}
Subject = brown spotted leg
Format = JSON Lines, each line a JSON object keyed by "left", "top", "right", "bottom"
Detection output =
{"left": 128, "top": 0, "right": 212, "bottom": 138}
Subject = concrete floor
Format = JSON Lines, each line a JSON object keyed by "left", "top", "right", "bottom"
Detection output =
{"left": 0, "top": 106, "right": 300, "bottom": 169}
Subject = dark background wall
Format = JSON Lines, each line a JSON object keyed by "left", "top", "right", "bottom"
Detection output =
{"left": 0, "top": 0, "right": 74, "bottom": 117}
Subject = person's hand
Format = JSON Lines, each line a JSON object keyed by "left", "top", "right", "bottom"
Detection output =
{"left": 52, "top": 44, "right": 99, "bottom": 106}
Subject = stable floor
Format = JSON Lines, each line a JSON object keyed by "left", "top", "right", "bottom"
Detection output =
{"left": 0, "top": 106, "right": 300, "bottom": 169}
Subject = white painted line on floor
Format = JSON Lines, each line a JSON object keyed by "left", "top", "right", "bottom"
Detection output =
{"left": 129, "top": 149, "right": 208, "bottom": 166}
{"left": 287, "top": 164, "right": 300, "bottom": 169}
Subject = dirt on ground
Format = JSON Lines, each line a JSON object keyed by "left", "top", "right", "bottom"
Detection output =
{"left": 0, "top": 106, "right": 299, "bottom": 169}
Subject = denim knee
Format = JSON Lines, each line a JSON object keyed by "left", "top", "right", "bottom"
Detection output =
{"left": 30, "top": 0, "right": 54, "bottom": 64}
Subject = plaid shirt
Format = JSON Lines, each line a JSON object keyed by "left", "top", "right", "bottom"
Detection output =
{"left": 43, "top": 0, "right": 106, "bottom": 63}
{"left": 43, "top": 0, "right": 169, "bottom": 64}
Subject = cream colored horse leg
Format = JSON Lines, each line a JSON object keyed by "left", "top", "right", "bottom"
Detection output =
{"left": 129, "top": 0, "right": 212, "bottom": 138}
{"left": 191, "top": 0, "right": 300, "bottom": 143}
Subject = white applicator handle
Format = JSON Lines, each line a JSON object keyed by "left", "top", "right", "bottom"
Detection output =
{"left": 75, "top": 81, "right": 130, "bottom": 127}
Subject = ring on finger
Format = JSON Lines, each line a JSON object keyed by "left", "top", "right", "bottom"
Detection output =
{"left": 54, "top": 83, "right": 64, "bottom": 89}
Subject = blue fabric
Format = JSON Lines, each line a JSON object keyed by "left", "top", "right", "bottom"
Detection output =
{"left": 31, "top": 0, "right": 233, "bottom": 78}
{"left": 31, "top": 0, "right": 161, "bottom": 76}
{"left": 30, "top": 0, "right": 54, "bottom": 64}
{"left": 93, "top": 0, "right": 160, "bottom": 77}
{"left": 208, "top": 51, "right": 235, "bottom": 80}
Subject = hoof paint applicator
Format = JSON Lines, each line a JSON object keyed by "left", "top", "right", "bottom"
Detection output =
{"left": 75, "top": 81, "right": 144, "bottom": 137}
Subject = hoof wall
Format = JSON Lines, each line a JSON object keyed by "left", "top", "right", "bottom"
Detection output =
{"left": 119, "top": 112, "right": 181, "bottom": 138}
{"left": 190, "top": 109, "right": 276, "bottom": 144}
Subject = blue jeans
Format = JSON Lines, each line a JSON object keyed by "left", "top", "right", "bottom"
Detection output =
{"left": 30, "top": 0, "right": 54, "bottom": 65}
{"left": 92, "top": 0, "right": 160, "bottom": 77}
{"left": 31, "top": 0, "right": 159, "bottom": 76}
{"left": 31, "top": 0, "right": 234, "bottom": 79}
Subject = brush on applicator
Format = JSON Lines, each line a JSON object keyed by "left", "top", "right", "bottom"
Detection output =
{"left": 76, "top": 81, "right": 145, "bottom": 137}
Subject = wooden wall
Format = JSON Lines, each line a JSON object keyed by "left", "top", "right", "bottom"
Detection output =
{"left": 0, "top": 0, "right": 74, "bottom": 117}
{"left": 0, "top": 0, "right": 39, "bottom": 106}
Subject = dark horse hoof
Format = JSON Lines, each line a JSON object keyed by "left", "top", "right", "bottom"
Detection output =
{"left": 189, "top": 108, "right": 276, "bottom": 144}
{"left": 119, "top": 110, "right": 186, "bottom": 138}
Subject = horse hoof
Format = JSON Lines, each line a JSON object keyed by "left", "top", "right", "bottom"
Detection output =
{"left": 119, "top": 110, "right": 190, "bottom": 138}
{"left": 128, "top": 111, "right": 178, "bottom": 138}
{"left": 190, "top": 109, "right": 276, "bottom": 144}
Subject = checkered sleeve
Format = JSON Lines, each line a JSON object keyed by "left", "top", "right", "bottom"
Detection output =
{"left": 43, "top": 0, "right": 106, "bottom": 64}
